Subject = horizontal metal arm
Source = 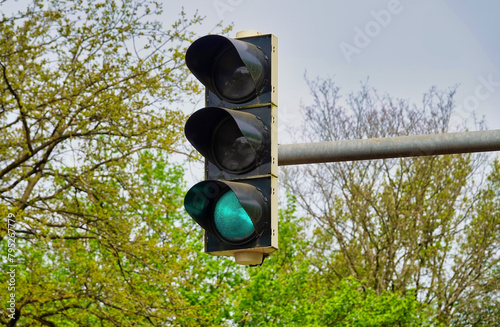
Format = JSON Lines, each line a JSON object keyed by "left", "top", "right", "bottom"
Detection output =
{"left": 278, "top": 129, "right": 500, "bottom": 166}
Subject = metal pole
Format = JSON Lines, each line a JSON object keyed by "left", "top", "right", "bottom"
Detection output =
{"left": 278, "top": 129, "right": 500, "bottom": 166}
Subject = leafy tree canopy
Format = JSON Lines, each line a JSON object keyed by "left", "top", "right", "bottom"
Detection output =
{"left": 284, "top": 76, "right": 500, "bottom": 325}
{"left": 0, "top": 0, "right": 233, "bottom": 325}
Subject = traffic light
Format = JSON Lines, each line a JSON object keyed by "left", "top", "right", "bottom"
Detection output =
{"left": 184, "top": 31, "right": 278, "bottom": 266}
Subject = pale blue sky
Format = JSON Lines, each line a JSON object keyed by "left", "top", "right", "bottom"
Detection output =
{"left": 166, "top": 0, "right": 500, "bottom": 141}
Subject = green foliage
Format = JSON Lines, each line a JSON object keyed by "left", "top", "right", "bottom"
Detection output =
{"left": 449, "top": 159, "right": 500, "bottom": 326}
{"left": 0, "top": 0, "right": 225, "bottom": 324}
{"left": 1, "top": 150, "right": 213, "bottom": 325}
{"left": 308, "top": 278, "right": 429, "bottom": 327}
{"left": 229, "top": 194, "right": 434, "bottom": 326}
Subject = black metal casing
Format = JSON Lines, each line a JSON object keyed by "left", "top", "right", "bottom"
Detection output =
{"left": 184, "top": 32, "right": 278, "bottom": 264}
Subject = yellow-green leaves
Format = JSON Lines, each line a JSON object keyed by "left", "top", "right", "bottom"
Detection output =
{"left": 0, "top": 0, "right": 206, "bottom": 325}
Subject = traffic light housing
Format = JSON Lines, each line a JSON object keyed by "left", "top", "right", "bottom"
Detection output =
{"left": 184, "top": 31, "right": 278, "bottom": 266}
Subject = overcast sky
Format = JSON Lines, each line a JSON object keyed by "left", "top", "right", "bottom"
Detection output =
{"left": 165, "top": 0, "right": 500, "bottom": 142}
{"left": 5, "top": 0, "right": 499, "bottom": 138}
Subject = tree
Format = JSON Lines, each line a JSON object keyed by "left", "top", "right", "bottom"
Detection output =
{"left": 0, "top": 0, "right": 236, "bottom": 325}
{"left": 283, "top": 76, "right": 499, "bottom": 325}
{"left": 229, "top": 193, "right": 434, "bottom": 326}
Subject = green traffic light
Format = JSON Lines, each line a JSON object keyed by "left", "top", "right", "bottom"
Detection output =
{"left": 183, "top": 33, "right": 277, "bottom": 264}
{"left": 214, "top": 190, "right": 255, "bottom": 242}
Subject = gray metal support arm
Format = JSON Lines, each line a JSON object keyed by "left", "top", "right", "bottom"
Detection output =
{"left": 278, "top": 129, "right": 500, "bottom": 166}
